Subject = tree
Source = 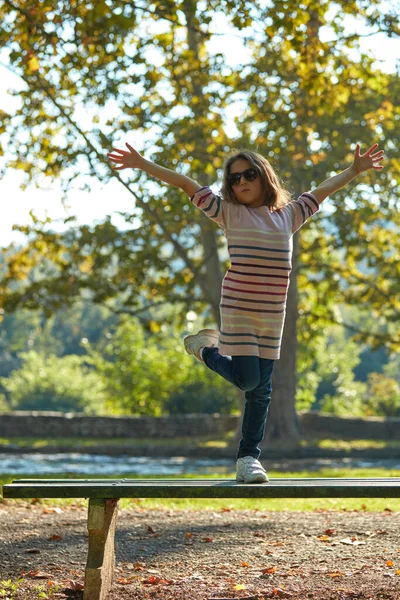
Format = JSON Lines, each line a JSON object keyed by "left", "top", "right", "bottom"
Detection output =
{"left": 0, "top": 0, "right": 399, "bottom": 445}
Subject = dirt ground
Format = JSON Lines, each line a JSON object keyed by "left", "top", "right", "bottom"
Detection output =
{"left": 1, "top": 500, "right": 400, "bottom": 600}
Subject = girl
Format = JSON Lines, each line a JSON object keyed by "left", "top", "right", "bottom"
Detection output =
{"left": 107, "top": 142, "right": 384, "bottom": 483}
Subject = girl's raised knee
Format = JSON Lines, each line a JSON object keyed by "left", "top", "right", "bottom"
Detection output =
{"left": 236, "top": 376, "right": 260, "bottom": 391}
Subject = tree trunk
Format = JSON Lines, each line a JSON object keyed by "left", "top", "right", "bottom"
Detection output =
{"left": 234, "top": 234, "right": 303, "bottom": 450}
{"left": 262, "top": 231, "right": 303, "bottom": 448}
{"left": 184, "top": 0, "right": 301, "bottom": 448}
{"left": 199, "top": 214, "right": 225, "bottom": 325}
{"left": 183, "top": 0, "right": 224, "bottom": 325}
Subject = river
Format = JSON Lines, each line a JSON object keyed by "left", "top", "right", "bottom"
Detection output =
{"left": 1, "top": 453, "right": 400, "bottom": 475}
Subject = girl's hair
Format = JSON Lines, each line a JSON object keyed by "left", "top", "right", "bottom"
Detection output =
{"left": 221, "top": 149, "right": 292, "bottom": 211}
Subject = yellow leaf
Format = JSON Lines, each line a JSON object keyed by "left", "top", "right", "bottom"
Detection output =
{"left": 234, "top": 584, "right": 246, "bottom": 590}
{"left": 27, "top": 56, "right": 40, "bottom": 72}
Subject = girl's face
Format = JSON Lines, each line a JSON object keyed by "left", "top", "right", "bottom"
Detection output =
{"left": 228, "top": 158, "right": 266, "bottom": 208}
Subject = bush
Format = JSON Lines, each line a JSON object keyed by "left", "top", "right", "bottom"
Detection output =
{"left": 86, "top": 318, "right": 239, "bottom": 415}
{"left": 312, "top": 325, "right": 368, "bottom": 416}
{"left": 0, "top": 350, "right": 107, "bottom": 413}
{"left": 362, "top": 373, "right": 400, "bottom": 417}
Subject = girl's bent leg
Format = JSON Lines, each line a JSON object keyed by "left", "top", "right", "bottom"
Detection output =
{"left": 202, "top": 347, "right": 260, "bottom": 391}
{"left": 237, "top": 358, "right": 275, "bottom": 460}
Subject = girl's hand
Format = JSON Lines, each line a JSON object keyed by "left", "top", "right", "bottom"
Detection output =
{"left": 107, "top": 143, "right": 144, "bottom": 170}
{"left": 352, "top": 143, "right": 385, "bottom": 174}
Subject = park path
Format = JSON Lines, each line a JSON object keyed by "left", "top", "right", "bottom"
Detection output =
{"left": 1, "top": 500, "right": 400, "bottom": 599}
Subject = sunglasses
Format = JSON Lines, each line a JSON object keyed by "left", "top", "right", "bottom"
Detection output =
{"left": 227, "top": 167, "right": 259, "bottom": 187}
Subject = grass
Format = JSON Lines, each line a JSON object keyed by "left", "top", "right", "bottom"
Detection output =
{"left": 2, "top": 435, "right": 400, "bottom": 450}
{"left": 1, "top": 468, "right": 400, "bottom": 512}
{"left": 0, "top": 435, "right": 234, "bottom": 448}
{"left": 0, "top": 578, "right": 24, "bottom": 599}
{"left": 301, "top": 438, "right": 400, "bottom": 450}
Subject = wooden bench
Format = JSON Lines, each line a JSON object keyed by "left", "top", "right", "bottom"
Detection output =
{"left": 3, "top": 477, "right": 400, "bottom": 600}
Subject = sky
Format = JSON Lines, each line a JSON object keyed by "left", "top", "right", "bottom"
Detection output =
{"left": 0, "top": 8, "right": 398, "bottom": 248}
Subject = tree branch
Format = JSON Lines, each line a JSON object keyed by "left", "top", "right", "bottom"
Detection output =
{"left": 301, "top": 309, "right": 399, "bottom": 346}
{"left": 314, "top": 261, "right": 400, "bottom": 318}
{"left": 103, "top": 300, "right": 173, "bottom": 317}
{"left": 1, "top": 62, "right": 213, "bottom": 304}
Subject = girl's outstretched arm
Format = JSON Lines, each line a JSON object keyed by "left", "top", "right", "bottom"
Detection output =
{"left": 107, "top": 143, "right": 202, "bottom": 197}
{"left": 311, "top": 143, "right": 385, "bottom": 203}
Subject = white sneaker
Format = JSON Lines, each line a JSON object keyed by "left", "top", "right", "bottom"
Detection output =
{"left": 183, "top": 329, "right": 220, "bottom": 363}
{"left": 236, "top": 456, "right": 269, "bottom": 483}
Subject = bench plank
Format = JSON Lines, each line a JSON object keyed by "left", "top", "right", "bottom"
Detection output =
{"left": 3, "top": 478, "right": 400, "bottom": 499}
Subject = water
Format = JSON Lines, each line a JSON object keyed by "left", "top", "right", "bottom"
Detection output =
{"left": 0, "top": 453, "right": 233, "bottom": 475}
{"left": 1, "top": 453, "right": 400, "bottom": 476}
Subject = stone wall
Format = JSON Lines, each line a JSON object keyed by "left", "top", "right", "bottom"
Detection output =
{"left": 300, "top": 412, "right": 400, "bottom": 440}
{"left": 0, "top": 411, "right": 399, "bottom": 440}
{"left": 0, "top": 411, "right": 237, "bottom": 439}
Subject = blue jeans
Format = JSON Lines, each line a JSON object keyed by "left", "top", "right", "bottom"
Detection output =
{"left": 202, "top": 347, "right": 275, "bottom": 460}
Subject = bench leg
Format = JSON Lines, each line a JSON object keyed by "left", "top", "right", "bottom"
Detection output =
{"left": 84, "top": 498, "right": 119, "bottom": 600}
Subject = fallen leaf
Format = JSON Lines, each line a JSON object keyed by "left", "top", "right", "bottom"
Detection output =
{"left": 117, "top": 577, "right": 133, "bottom": 585}
{"left": 64, "top": 580, "right": 84, "bottom": 592}
{"left": 266, "top": 541, "right": 285, "bottom": 546}
{"left": 27, "top": 570, "right": 53, "bottom": 579}
{"left": 340, "top": 538, "right": 366, "bottom": 546}
{"left": 369, "top": 530, "right": 388, "bottom": 538}
{"left": 262, "top": 566, "right": 278, "bottom": 574}
{"left": 325, "top": 529, "right": 335, "bottom": 536}
{"left": 142, "top": 575, "right": 174, "bottom": 585}
{"left": 201, "top": 537, "right": 214, "bottom": 543}
{"left": 272, "top": 588, "right": 293, "bottom": 598}
{"left": 25, "top": 548, "right": 41, "bottom": 554}
{"left": 48, "top": 534, "right": 63, "bottom": 541}
{"left": 43, "top": 507, "right": 62, "bottom": 514}
{"left": 387, "top": 560, "right": 394, "bottom": 567}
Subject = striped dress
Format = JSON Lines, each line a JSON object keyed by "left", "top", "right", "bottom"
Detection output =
{"left": 189, "top": 186, "right": 320, "bottom": 360}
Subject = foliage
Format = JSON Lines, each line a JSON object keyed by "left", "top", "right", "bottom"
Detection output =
{"left": 0, "top": 0, "right": 399, "bottom": 439}
{"left": 382, "top": 352, "right": 400, "bottom": 386}
{"left": 0, "top": 301, "right": 119, "bottom": 404}
{"left": 363, "top": 373, "right": 400, "bottom": 418}
{"left": 0, "top": 0, "right": 398, "bottom": 349}
{"left": 312, "top": 322, "right": 400, "bottom": 418}
{"left": 0, "top": 351, "right": 107, "bottom": 413}
{"left": 0, "top": 578, "right": 24, "bottom": 599}
{"left": 0, "top": 394, "right": 8, "bottom": 411}
{"left": 313, "top": 325, "right": 367, "bottom": 416}
{"left": 85, "top": 317, "right": 238, "bottom": 415}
